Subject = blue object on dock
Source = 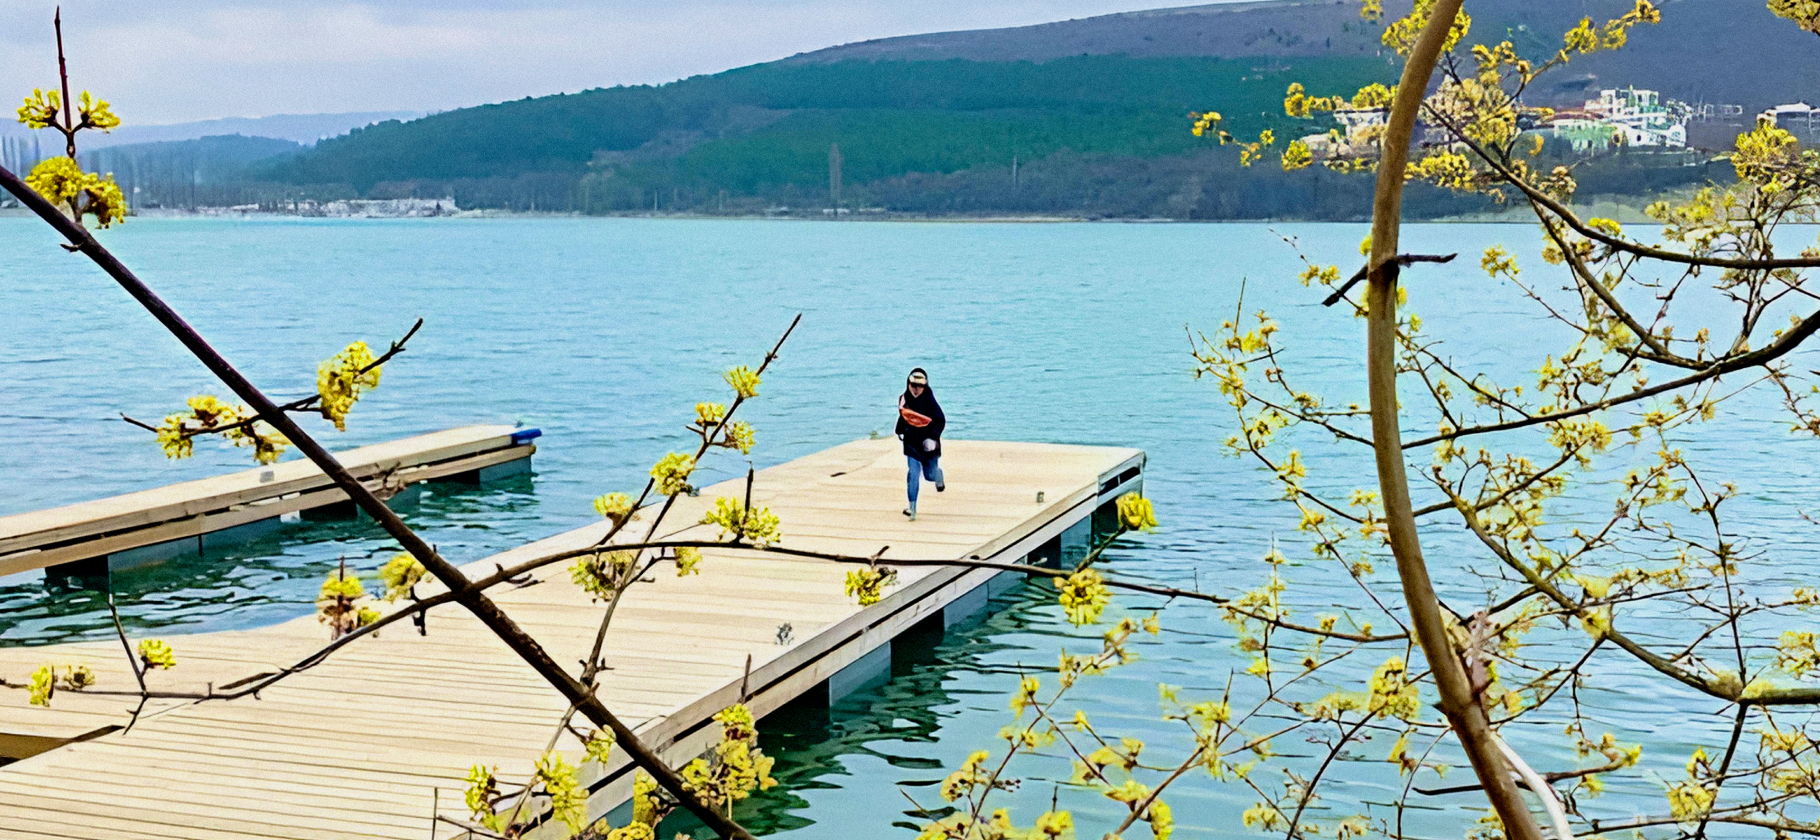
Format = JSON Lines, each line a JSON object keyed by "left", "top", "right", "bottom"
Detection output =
{"left": 510, "top": 428, "right": 543, "bottom": 445}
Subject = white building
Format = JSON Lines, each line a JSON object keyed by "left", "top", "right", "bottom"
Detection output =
{"left": 1762, "top": 102, "right": 1819, "bottom": 134}
{"left": 1297, "top": 107, "right": 1389, "bottom": 161}
{"left": 1541, "top": 87, "right": 1689, "bottom": 151}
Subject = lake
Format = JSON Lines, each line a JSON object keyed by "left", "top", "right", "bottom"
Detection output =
{"left": 2, "top": 216, "right": 1814, "bottom": 837}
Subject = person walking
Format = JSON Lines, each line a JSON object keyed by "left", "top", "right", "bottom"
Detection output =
{"left": 895, "top": 368, "right": 945, "bottom": 521}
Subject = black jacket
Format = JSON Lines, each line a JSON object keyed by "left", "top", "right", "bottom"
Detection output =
{"left": 895, "top": 387, "right": 945, "bottom": 461}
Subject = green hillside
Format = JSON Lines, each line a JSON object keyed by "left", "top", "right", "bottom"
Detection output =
{"left": 264, "top": 55, "right": 1392, "bottom": 195}
{"left": 245, "top": 0, "right": 1793, "bottom": 218}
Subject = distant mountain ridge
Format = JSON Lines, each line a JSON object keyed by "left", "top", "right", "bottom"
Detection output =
{"left": 0, "top": 111, "right": 422, "bottom": 150}
{"left": 788, "top": 0, "right": 1820, "bottom": 109}
{"left": 785, "top": 1, "right": 1386, "bottom": 65}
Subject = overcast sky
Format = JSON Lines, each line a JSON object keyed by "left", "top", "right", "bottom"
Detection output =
{"left": 0, "top": 1, "right": 1210, "bottom": 125}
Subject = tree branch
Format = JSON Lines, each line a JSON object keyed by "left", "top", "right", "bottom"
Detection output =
{"left": 1321, "top": 252, "right": 1457, "bottom": 307}
{"left": 0, "top": 161, "right": 757, "bottom": 840}
{"left": 1361, "top": 5, "right": 1544, "bottom": 839}
{"left": 1457, "top": 125, "right": 1820, "bottom": 271}
{"left": 1401, "top": 309, "right": 1820, "bottom": 449}
{"left": 119, "top": 317, "right": 424, "bottom": 439}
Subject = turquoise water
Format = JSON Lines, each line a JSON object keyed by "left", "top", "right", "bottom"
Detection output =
{"left": 2, "top": 216, "right": 1816, "bottom": 837}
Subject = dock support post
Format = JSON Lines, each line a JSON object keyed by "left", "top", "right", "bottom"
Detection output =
{"left": 826, "top": 642, "right": 892, "bottom": 704}
{"left": 943, "top": 584, "right": 990, "bottom": 628}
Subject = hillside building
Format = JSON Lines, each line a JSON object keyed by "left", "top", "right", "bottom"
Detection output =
{"left": 1296, "top": 87, "right": 1690, "bottom": 162}
{"left": 1540, "top": 87, "right": 1689, "bottom": 151}
{"left": 1298, "top": 107, "right": 1389, "bottom": 161}
{"left": 1762, "top": 102, "right": 1820, "bottom": 136}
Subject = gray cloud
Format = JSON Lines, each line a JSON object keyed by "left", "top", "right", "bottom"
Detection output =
{"left": 0, "top": 1, "right": 1210, "bottom": 125}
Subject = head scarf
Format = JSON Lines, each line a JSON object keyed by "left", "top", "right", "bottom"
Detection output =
{"left": 901, "top": 369, "right": 938, "bottom": 427}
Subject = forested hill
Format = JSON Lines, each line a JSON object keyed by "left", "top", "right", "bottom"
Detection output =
{"left": 244, "top": 0, "right": 1809, "bottom": 218}
{"left": 788, "top": 0, "right": 1820, "bottom": 109}
{"left": 260, "top": 54, "right": 1391, "bottom": 191}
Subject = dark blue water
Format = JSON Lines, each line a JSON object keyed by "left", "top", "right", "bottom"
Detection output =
{"left": 2, "top": 216, "right": 1815, "bottom": 837}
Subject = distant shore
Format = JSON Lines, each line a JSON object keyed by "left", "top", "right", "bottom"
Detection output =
{"left": 0, "top": 195, "right": 1699, "bottom": 225}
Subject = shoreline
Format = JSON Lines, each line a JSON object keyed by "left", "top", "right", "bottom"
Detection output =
{"left": 0, "top": 194, "right": 1701, "bottom": 225}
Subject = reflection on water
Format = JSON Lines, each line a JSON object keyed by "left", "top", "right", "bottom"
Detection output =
{"left": 641, "top": 582, "right": 1102, "bottom": 839}
{"left": 0, "top": 474, "right": 539, "bottom": 644}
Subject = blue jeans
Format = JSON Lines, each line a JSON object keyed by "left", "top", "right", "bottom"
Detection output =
{"left": 906, "top": 455, "right": 943, "bottom": 511}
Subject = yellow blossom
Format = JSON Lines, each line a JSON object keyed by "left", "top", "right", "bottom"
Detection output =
{"left": 1009, "top": 675, "right": 1041, "bottom": 717}
{"left": 1772, "top": 0, "right": 1820, "bottom": 33}
{"left": 534, "top": 752, "right": 588, "bottom": 833}
{"left": 679, "top": 704, "right": 778, "bottom": 811}
{"left": 464, "top": 765, "right": 501, "bottom": 829}
{"left": 1482, "top": 245, "right": 1517, "bottom": 278}
{"left": 77, "top": 91, "right": 119, "bottom": 131}
{"left": 25, "top": 156, "right": 86, "bottom": 205}
{"left": 571, "top": 550, "right": 637, "bottom": 600}
{"left": 701, "top": 496, "right": 783, "bottom": 546}
{"left": 16, "top": 88, "right": 59, "bottom": 129}
{"left": 378, "top": 553, "right": 426, "bottom": 602}
{"left": 607, "top": 824, "right": 655, "bottom": 840}
{"left": 1146, "top": 798, "right": 1175, "bottom": 840}
{"left": 724, "top": 365, "right": 761, "bottom": 399}
{"left": 1190, "top": 109, "right": 1223, "bottom": 138}
{"left": 592, "top": 491, "right": 636, "bottom": 524}
{"left": 1281, "top": 138, "right": 1313, "bottom": 171}
{"left": 315, "top": 341, "right": 381, "bottom": 432}
{"left": 1116, "top": 492, "right": 1158, "bottom": 531}
{"left": 1033, "top": 810, "right": 1073, "bottom": 838}
{"left": 722, "top": 419, "right": 756, "bottom": 454}
{"left": 1382, "top": 0, "right": 1472, "bottom": 55}
{"left": 1732, "top": 117, "right": 1799, "bottom": 188}
{"left": 137, "top": 639, "right": 176, "bottom": 670}
{"left": 1056, "top": 568, "right": 1111, "bottom": 625}
{"left": 1352, "top": 83, "right": 1393, "bottom": 109}
{"left": 940, "top": 750, "right": 994, "bottom": 802}
{"left": 650, "top": 452, "right": 696, "bottom": 496}
{"left": 694, "top": 401, "right": 727, "bottom": 426}
{"left": 844, "top": 566, "right": 897, "bottom": 606}
{"left": 27, "top": 665, "right": 53, "bottom": 707}
{"left": 1667, "top": 780, "right": 1714, "bottom": 822}
{"left": 584, "top": 728, "right": 616, "bottom": 764}
{"left": 674, "top": 546, "right": 703, "bottom": 576}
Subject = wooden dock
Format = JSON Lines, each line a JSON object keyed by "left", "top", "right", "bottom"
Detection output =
{"left": 0, "top": 425, "right": 541, "bottom": 578}
{"left": 0, "top": 438, "right": 1143, "bottom": 840}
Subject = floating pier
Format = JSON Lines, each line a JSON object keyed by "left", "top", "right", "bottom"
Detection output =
{"left": 0, "top": 438, "right": 1143, "bottom": 840}
{"left": 0, "top": 424, "right": 541, "bottom": 579}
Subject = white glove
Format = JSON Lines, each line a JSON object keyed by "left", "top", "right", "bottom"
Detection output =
{"left": 922, "top": 439, "right": 936, "bottom": 452}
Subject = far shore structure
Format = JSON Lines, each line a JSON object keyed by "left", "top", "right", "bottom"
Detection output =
{"left": 1300, "top": 84, "right": 1737, "bottom": 161}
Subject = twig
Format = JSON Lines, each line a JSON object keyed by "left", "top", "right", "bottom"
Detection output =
{"left": 1496, "top": 734, "right": 1574, "bottom": 840}
{"left": 1321, "top": 252, "right": 1457, "bottom": 307}
{"left": 105, "top": 594, "right": 153, "bottom": 733}
{"left": 119, "top": 317, "right": 424, "bottom": 439}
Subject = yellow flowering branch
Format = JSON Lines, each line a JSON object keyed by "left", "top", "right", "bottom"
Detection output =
{"left": 119, "top": 318, "right": 423, "bottom": 460}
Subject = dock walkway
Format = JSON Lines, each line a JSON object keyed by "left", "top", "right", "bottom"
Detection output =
{"left": 0, "top": 439, "right": 1143, "bottom": 840}
{"left": 0, "top": 425, "right": 540, "bottom": 578}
